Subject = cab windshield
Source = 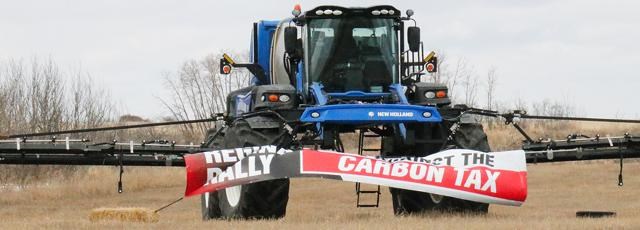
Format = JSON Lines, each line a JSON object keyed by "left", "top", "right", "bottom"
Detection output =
{"left": 307, "top": 17, "right": 398, "bottom": 93}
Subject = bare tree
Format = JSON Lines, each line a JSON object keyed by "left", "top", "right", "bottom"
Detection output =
{"left": 532, "top": 99, "right": 575, "bottom": 117}
{"left": 512, "top": 97, "right": 529, "bottom": 113}
{"left": 461, "top": 69, "right": 479, "bottom": 107}
{"left": 444, "top": 58, "right": 467, "bottom": 101}
{"left": 435, "top": 56, "right": 478, "bottom": 105}
{"left": 1, "top": 58, "right": 114, "bottom": 136}
{"left": 161, "top": 51, "right": 251, "bottom": 140}
{"left": 27, "top": 59, "right": 66, "bottom": 133}
{"left": 66, "top": 72, "right": 114, "bottom": 139}
{"left": 0, "top": 60, "right": 29, "bottom": 134}
{"left": 485, "top": 67, "right": 498, "bottom": 111}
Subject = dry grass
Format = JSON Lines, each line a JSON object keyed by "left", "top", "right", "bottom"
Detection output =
{"left": 89, "top": 207, "right": 158, "bottom": 223}
{"left": 0, "top": 167, "right": 184, "bottom": 206}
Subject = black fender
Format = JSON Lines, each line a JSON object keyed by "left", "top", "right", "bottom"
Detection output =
{"left": 244, "top": 115, "right": 282, "bottom": 129}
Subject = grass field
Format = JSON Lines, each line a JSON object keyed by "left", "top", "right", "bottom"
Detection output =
{"left": 1, "top": 160, "right": 639, "bottom": 229}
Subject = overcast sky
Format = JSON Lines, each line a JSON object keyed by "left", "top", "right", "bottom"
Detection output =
{"left": 1, "top": 0, "right": 639, "bottom": 118}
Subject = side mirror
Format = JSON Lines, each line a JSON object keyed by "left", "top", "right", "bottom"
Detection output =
{"left": 284, "top": 27, "right": 298, "bottom": 56}
{"left": 407, "top": 26, "right": 420, "bottom": 52}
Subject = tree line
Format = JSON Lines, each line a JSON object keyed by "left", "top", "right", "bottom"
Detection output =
{"left": 0, "top": 58, "right": 113, "bottom": 138}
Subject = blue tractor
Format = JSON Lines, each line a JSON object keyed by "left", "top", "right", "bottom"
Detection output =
{"left": 203, "top": 5, "right": 491, "bottom": 219}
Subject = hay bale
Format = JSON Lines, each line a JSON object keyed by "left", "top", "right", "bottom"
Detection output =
{"left": 89, "top": 207, "right": 159, "bottom": 223}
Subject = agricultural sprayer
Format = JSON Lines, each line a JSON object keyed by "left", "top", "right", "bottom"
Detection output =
{"left": 1, "top": 5, "right": 639, "bottom": 220}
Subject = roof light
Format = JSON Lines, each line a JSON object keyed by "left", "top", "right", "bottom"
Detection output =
{"left": 311, "top": 112, "right": 320, "bottom": 118}
{"left": 372, "top": 10, "right": 380, "bottom": 15}
{"left": 292, "top": 4, "right": 301, "bottom": 17}
{"left": 316, "top": 10, "right": 324, "bottom": 15}
{"left": 380, "top": 9, "right": 389, "bottom": 15}
{"left": 422, "top": 112, "right": 432, "bottom": 118}
{"left": 389, "top": 10, "right": 395, "bottom": 15}
{"left": 323, "top": 9, "right": 333, "bottom": 15}
{"left": 333, "top": 10, "right": 342, "bottom": 15}
{"left": 436, "top": 90, "right": 447, "bottom": 98}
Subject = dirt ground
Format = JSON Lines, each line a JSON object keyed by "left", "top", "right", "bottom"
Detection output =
{"left": 1, "top": 160, "right": 639, "bottom": 229}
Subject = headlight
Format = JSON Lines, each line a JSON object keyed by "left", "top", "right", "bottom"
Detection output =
{"left": 424, "top": 91, "right": 436, "bottom": 99}
{"left": 279, "top": 94, "right": 291, "bottom": 102}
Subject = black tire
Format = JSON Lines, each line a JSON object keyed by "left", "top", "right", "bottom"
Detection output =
{"left": 208, "top": 118, "right": 291, "bottom": 219}
{"left": 201, "top": 190, "right": 222, "bottom": 220}
{"left": 201, "top": 127, "right": 224, "bottom": 220}
{"left": 388, "top": 123, "right": 491, "bottom": 215}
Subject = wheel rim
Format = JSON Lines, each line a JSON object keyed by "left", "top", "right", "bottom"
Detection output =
{"left": 204, "top": 192, "right": 210, "bottom": 208}
{"left": 225, "top": 185, "right": 242, "bottom": 207}
{"left": 430, "top": 193, "right": 444, "bottom": 204}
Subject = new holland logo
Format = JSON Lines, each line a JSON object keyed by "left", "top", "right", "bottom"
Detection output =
{"left": 368, "top": 111, "right": 414, "bottom": 118}
{"left": 377, "top": 111, "right": 414, "bottom": 117}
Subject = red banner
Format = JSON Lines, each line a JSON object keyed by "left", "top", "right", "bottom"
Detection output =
{"left": 300, "top": 149, "right": 527, "bottom": 204}
{"left": 184, "top": 146, "right": 527, "bottom": 206}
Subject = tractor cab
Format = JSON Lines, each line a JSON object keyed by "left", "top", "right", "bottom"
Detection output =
{"left": 303, "top": 7, "right": 399, "bottom": 94}
{"left": 276, "top": 5, "right": 440, "bottom": 107}
{"left": 288, "top": 6, "right": 409, "bottom": 104}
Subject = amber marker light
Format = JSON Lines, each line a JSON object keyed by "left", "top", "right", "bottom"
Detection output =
{"left": 268, "top": 94, "right": 279, "bottom": 102}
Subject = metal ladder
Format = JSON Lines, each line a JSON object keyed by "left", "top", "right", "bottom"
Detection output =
{"left": 355, "top": 129, "right": 382, "bottom": 208}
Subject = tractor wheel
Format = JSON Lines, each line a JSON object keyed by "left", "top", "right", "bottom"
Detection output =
{"left": 211, "top": 118, "right": 291, "bottom": 219}
{"left": 201, "top": 126, "right": 224, "bottom": 220}
{"left": 389, "top": 123, "right": 490, "bottom": 215}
